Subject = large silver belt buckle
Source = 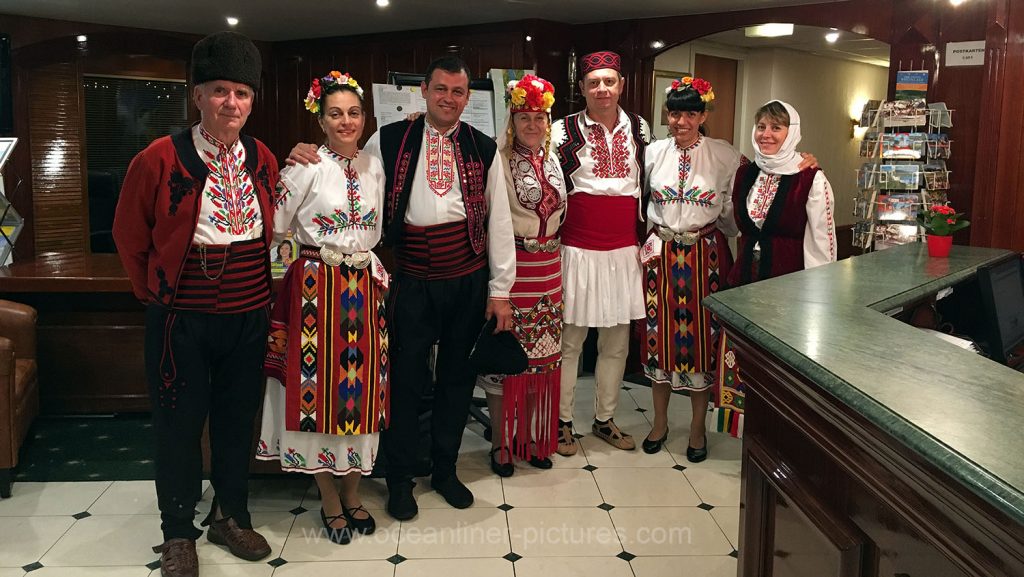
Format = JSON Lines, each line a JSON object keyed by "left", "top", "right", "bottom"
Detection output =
{"left": 657, "top": 226, "right": 699, "bottom": 246}
{"left": 319, "top": 247, "right": 371, "bottom": 269}
{"left": 522, "top": 238, "right": 541, "bottom": 253}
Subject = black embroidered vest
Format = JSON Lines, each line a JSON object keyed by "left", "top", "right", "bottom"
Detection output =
{"left": 378, "top": 117, "right": 496, "bottom": 254}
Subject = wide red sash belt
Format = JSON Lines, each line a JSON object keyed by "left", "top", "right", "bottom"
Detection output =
{"left": 394, "top": 220, "right": 487, "bottom": 279}
{"left": 560, "top": 193, "right": 638, "bottom": 251}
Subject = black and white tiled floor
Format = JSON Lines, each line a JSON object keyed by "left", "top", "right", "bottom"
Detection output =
{"left": 0, "top": 377, "right": 741, "bottom": 577}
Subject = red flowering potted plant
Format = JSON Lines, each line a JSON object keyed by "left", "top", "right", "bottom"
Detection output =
{"left": 917, "top": 203, "right": 969, "bottom": 257}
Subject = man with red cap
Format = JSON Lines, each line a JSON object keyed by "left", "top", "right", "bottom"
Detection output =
{"left": 114, "top": 31, "right": 276, "bottom": 577}
{"left": 551, "top": 51, "right": 650, "bottom": 455}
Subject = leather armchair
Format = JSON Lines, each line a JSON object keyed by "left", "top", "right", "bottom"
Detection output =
{"left": 0, "top": 299, "right": 39, "bottom": 498}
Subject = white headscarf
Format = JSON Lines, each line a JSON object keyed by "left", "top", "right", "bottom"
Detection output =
{"left": 752, "top": 100, "right": 802, "bottom": 175}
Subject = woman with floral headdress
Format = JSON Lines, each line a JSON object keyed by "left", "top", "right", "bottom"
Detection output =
{"left": 478, "top": 74, "right": 567, "bottom": 477}
{"left": 640, "top": 80, "right": 818, "bottom": 462}
{"left": 256, "top": 71, "right": 389, "bottom": 544}
{"left": 715, "top": 100, "right": 836, "bottom": 438}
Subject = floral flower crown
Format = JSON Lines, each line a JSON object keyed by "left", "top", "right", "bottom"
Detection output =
{"left": 506, "top": 74, "right": 556, "bottom": 114}
{"left": 666, "top": 76, "right": 715, "bottom": 103}
{"left": 304, "top": 71, "right": 363, "bottom": 115}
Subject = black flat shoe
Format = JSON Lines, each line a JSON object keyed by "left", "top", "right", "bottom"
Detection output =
{"left": 642, "top": 429, "right": 669, "bottom": 454}
{"left": 343, "top": 505, "right": 376, "bottom": 535}
{"left": 527, "top": 455, "right": 553, "bottom": 469}
{"left": 489, "top": 447, "right": 515, "bottom": 477}
{"left": 320, "top": 507, "right": 352, "bottom": 545}
{"left": 686, "top": 435, "right": 708, "bottom": 463}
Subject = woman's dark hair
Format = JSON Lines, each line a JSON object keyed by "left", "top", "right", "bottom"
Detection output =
{"left": 276, "top": 241, "right": 292, "bottom": 258}
{"left": 665, "top": 87, "right": 706, "bottom": 113}
{"left": 317, "top": 83, "right": 362, "bottom": 118}
{"left": 755, "top": 101, "right": 790, "bottom": 126}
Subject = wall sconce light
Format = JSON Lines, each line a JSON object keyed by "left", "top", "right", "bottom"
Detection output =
{"left": 851, "top": 118, "right": 868, "bottom": 139}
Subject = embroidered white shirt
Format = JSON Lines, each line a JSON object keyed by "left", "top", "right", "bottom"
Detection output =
{"left": 745, "top": 170, "right": 837, "bottom": 268}
{"left": 645, "top": 136, "right": 741, "bottom": 236}
{"left": 364, "top": 122, "right": 516, "bottom": 298}
{"left": 551, "top": 108, "right": 644, "bottom": 198}
{"left": 192, "top": 124, "right": 263, "bottom": 245}
{"left": 274, "top": 146, "right": 385, "bottom": 254}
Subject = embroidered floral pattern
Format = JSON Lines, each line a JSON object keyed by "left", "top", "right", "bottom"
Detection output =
{"left": 198, "top": 128, "right": 259, "bottom": 235}
{"left": 347, "top": 447, "right": 363, "bottom": 469}
{"left": 587, "top": 123, "right": 631, "bottom": 179}
{"left": 311, "top": 148, "right": 378, "bottom": 236}
{"left": 273, "top": 180, "right": 291, "bottom": 209}
{"left": 654, "top": 137, "right": 714, "bottom": 206}
{"left": 283, "top": 448, "right": 307, "bottom": 469}
{"left": 425, "top": 129, "right": 455, "bottom": 196}
{"left": 749, "top": 174, "right": 781, "bottom": 220}
{"left": 167, "top": 169, "right": 195, "bottom": 217}
{"left": 317, "top": 447, "right": 336, "bottom": 468}
{"left": 510, "top": 144, "right": 565, "bottom": 237}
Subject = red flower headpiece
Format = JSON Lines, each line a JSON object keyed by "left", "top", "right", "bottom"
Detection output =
{"left": 667, "top": 76, "right": 715, "bottom": 103}
{"left": 506, "top": 74, "right": 556, "bottom": 114}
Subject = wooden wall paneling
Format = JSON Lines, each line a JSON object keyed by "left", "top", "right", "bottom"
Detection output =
{"left": 523, "top": 20, "right": 575, "bottom": 121}
{"left": 29, "top": 60, "right": 88, "bottom": 254}
{"left": 972, "top": 0, "right": 1024, "bottom": 252}
{"left": 694, "top": 53, "right": 738, "bottom": 144}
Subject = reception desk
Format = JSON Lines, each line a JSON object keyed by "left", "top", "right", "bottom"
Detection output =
{"left": 0, "top": 253, "right": 148, "bottom": 413}
{"left": 704, "top": 244, "right": 1024, "bottom": 577}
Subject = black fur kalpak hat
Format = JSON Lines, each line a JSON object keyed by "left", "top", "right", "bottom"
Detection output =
{"left": 191, "top": 31, "right": 262, "bottom": 90}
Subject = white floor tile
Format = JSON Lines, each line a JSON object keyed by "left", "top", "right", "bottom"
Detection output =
{"left": 397, "top": 507, "right": 510, "bottom": 559}
{"left": 202, "top": 478, "right": 308, "bottom": 514}
{"left": 38, "top": 514, "right": 162, "bottom": 567}
{"left": 502, "top": 468, "right": 602, "bottom": 508}
{"left": 0, "top": 482, "right": 111, "bottom": 517}
{"left": 28, "top": 567, "right": 151, "bottom": 577}
{"left": 273, "top": 560, "right": 395, "bottom": 576}
{"left": 0, "top": 516, "right": 75, "bottom": 567}
{"left": 412, "top": 468, "right": 504, "bottom": 509}
{"left": 281, "top": 508, "right": 399, "bottom": 562}
{"left": 197, "top": 511, "right": 294, "bottom": 565}
{"left": 87, "top": 481, "right": 160, "bottom": 516}
{"left": 189, "top": 565, "right": 274, "bottom": 577}
{"left": 593, "top": 468, "right": 700, "bottom": 507}
{"left": 682, "top": 460, "right": 741, "bottom": 506}
{"left": 394, "top": 557, "right": 513, "bottom": 577}
{"left": 710, "top": 506, "right": 740, "bottom": 550}
{"left": 452, "top": 430, "right": 493, "bottom": 471}
{"left": 609, "top": 507, "right": 733, "bottom": 556}
{"left": 0, "top": 569, "right": 23, "bottom": 577}
{"left": 506, "top": 507, "right": 622, "bottom": 557}
{"left": 578, "top": 435, "right": 675, "bottom": 469}
{"left": 514, "top": 556, "right": 635, "bottom": 577}
{"left": 630, "top": 554, "right": 737, "bottom": 577}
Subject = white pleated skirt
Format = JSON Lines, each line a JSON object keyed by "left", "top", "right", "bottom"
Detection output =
{"left": 560, "top": 244, "right": 644, "bottom": 327}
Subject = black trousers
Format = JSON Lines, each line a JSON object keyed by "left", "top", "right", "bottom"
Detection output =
{"left": 382, "top": 267, "right": 488, "bottom": 485}
{"left": 144, "top": 304, "right": 268, "bottom": 541}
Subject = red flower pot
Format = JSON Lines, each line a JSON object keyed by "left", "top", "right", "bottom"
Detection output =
{"left": 926, "top": 234, "right": 953, "bottom": 258}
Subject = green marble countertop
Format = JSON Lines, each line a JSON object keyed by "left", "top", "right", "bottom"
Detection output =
{"left": 704, "top": 243, "right": 1024, "bottom": 524}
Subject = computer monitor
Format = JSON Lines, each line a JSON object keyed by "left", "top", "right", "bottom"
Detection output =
{"left": 977, "top": 253, "right": 1024, "bottom": 366}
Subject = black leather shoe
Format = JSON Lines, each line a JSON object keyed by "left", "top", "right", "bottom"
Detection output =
{"left": 489, "top": 447, "right": 514, "bottom": 477}
{"left": 527, "top": 455, "right": 553, "bottom": 469}
{"left": 642, "top": 429, "right": 669, "bottom": 454}
{"left": 432, "top": 475, "right": 474, "bottom": 509}
{"left": 320, "top": 507, "right": 352, "bottom": 545}
{"left": 343, "top": 505, "right": 376, "bottom": 535}
{"left": 386, "top": 481, "right": 418, "bottom": 521}
{"left": 686, "top": 435, "right": 709, "bottom": 463}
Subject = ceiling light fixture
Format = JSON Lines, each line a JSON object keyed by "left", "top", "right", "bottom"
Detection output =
{"left": 377, "top": 0, "right": 390, "bottom": 7}
{"left": 226, "top": 17, "right": 239, "bottom": 26}
{"left": 525, "top": 35, "right": 532, "bottom": 42}
{"left": 825, "top": 31, "right": 840, "bottom": 43}
{"left": 949, "top": 0, "right": 967, "bottom": 5}
{"left": 76, "top": 35, "right": 88, "bottom": 42}
{"left": 651, "top": 40, "right": 665, "bottom": 49}
{"left": 744, "top": 23, "right": 794, "bottom": 38}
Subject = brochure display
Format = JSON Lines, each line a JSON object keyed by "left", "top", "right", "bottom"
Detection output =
{"left": 852, "top": 99, "right": 953, "bottom": 251}
{"left": 0, "top": 137, "right": 22, "bottom": 265}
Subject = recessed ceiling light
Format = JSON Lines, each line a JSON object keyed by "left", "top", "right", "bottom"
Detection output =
{"left": 825, "top": 31, "right": 840, "bottom": 43}
{"left": 525, "top": 35, "right": 532, "bottom": 42}
{"left": 76, "top": 35, "right": 87, "bottom": 42}
{"left": 226, "top": 16, "right": 239, "bottom": 26}
{"left": 949, "top": 0, "right": 967, "bottom": 5}
{"left": 651, "top": 40, "right": 665, "bottom": 49}
{"left": 377, "top": 0, "right": 390, "bottom": 7}
{"left": 744, "top": 23, "right": 794, "bottom": 38}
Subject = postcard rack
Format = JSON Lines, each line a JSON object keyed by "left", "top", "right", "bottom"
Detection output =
{"left": 852, "top": 100, "right": 953, "bottom": 251}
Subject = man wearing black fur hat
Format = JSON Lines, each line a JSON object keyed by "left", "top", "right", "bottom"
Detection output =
{"left": 114, "top": 31, "right": 277, "bottom": 577}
